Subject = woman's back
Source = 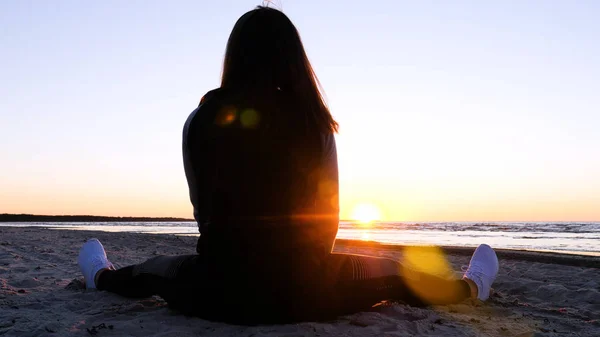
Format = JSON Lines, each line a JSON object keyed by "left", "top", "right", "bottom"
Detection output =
{"left": 183, "top": 88, "right": 339, "bottom": 257}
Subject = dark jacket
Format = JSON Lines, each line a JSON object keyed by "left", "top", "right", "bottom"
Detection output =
{"left": 182, "top": 89, "right": 339, "bottom": 258}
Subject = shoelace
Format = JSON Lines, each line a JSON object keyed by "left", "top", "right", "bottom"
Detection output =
{"left": 463, "top": 263, "right": 486, "bottom": 285}
{"left": 90, "top": 255, "right": 114, "bottom": 273}
{"left": 90, "top": 255, "right": 106, "bottom": 268}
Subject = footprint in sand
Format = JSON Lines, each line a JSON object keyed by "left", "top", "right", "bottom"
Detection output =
{"left": 10, "top": 278, "right": 41, "bottom": 289}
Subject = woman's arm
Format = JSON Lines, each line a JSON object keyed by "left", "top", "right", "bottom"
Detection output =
{"left": 182, "top": 107, "right": 202, "bottom": 224}
{"left": 316, "top": 133, "right": 340, "bottom": 224}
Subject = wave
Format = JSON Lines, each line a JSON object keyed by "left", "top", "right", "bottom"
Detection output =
{"left": 339, "top": 222, "right": 600, "bottom": 234}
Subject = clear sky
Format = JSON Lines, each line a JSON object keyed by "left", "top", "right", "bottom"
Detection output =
{"left": 1, "top": 0, "right": 599, "bottom": 221}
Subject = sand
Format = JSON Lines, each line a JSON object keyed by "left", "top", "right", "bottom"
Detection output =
{"left": 1, "top": 227, "right": 598, "bottom": 337}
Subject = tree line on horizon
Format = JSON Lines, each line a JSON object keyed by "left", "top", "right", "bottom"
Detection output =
{"left": 0, "top": 213, "right": 194, "bottom": 222}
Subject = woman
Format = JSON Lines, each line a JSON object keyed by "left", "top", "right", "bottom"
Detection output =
{"left": 78, "top": 6, "right": 499, "bottom": 324}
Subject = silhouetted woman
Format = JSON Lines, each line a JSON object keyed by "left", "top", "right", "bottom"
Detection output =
{"left": 78, "top": 6, "right": 499, "bottom": 324}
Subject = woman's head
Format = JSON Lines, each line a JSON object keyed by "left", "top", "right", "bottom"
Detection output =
{"left": 221, "top": 6, "right": 338, "bottom": 134}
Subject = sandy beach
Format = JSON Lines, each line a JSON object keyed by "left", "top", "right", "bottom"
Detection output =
{"left": 1, "top": 227, "right": 598, "bottom": 337}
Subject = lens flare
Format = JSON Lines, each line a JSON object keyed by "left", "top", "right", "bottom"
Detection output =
{"left": 240, "top": 108, "right": 260, "bottom": 128}
{"left": 215, "top": 106, "right": 237, "bottom": 126}
{"left": 400, "top": 245, "right": 463, "bottom": 304}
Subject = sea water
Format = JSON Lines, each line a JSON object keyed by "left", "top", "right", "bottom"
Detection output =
{"left": 2, "top": 221, "right": 598, "bottom": 256}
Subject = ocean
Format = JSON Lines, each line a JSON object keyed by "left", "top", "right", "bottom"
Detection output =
{"left": 2, "top": 221, "right": 599, "bottom": 256}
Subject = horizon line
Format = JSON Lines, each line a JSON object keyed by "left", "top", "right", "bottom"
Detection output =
{"left": 1, "top": 213, "right": 598, "bottom": 223}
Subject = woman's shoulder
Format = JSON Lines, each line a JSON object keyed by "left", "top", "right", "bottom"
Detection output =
{"left": 184, "top": 88, "right": 225, "bottom": 136}
{"left": 188, "top": 88, "right": 231, "bottom": 125}
{"left": 187, "top": 88, "right": 257, "bottom": 136}
{"left": 199, "top": 88, "right": 225, "bottom": 106}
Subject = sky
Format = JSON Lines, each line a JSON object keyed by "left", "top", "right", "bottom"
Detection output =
{"left": 1, "top": 0, "right": 599, "bottom": 222}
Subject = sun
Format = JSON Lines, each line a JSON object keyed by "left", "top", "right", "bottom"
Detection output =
{"left": 351, "top": 203, "right": 381, "bottom": 224}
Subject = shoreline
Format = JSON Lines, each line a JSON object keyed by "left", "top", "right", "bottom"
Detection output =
{"left": 1, "top": 227, "right": 599, "bottom": 336}
{"left": 2, "top": 225, "right": 599, "bottom": 266}
{"left": 334, "top": 239, "right": 600, "bottom": 268}
{"left": 1, "top": 223, "right": 598, "bottom": 258}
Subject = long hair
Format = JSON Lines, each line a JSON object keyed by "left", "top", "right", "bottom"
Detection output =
{"left": 220, "top": 6, "right": 338, "bottom": 134}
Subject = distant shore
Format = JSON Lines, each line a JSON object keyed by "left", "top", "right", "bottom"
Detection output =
{"left": 0, "top": 213, "right": 193, "bottom": 222}
{"left": 0, "top": 214, "right": 353, "bottom": 223}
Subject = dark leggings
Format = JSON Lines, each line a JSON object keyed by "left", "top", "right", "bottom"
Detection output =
{"left": 97, "top": 252, "right": 470, "bottom": 323}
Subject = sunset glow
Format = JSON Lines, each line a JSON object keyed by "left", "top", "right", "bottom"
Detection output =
{"left": 1, "top": 1, "right": 599, "bottom": 222}
{"left": 351, "top": 204, "right": 381, "bottom": 224}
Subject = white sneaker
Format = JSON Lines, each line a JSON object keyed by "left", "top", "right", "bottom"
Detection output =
{"left": 463, "top": 244, "right": 499, "bottom": 301}
{"left": 78, "top": 238, "right": 114, "bottom": 289}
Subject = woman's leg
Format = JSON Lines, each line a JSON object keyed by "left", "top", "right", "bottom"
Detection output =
{"left": 78, "top": 239, "right": 199, "bottom": 301}
{"left": 326, "top": 244, "right": 499, "bottom": 312}
{"left": 326, "top": 253, "right": 471, "bottom": 312}
{"left": 96, "top": 255, "right": 198, "bottom": 298}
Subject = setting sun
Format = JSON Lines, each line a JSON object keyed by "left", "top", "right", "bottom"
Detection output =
{"left": 351, "top": 203, "right": 382, "bottom": 224}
